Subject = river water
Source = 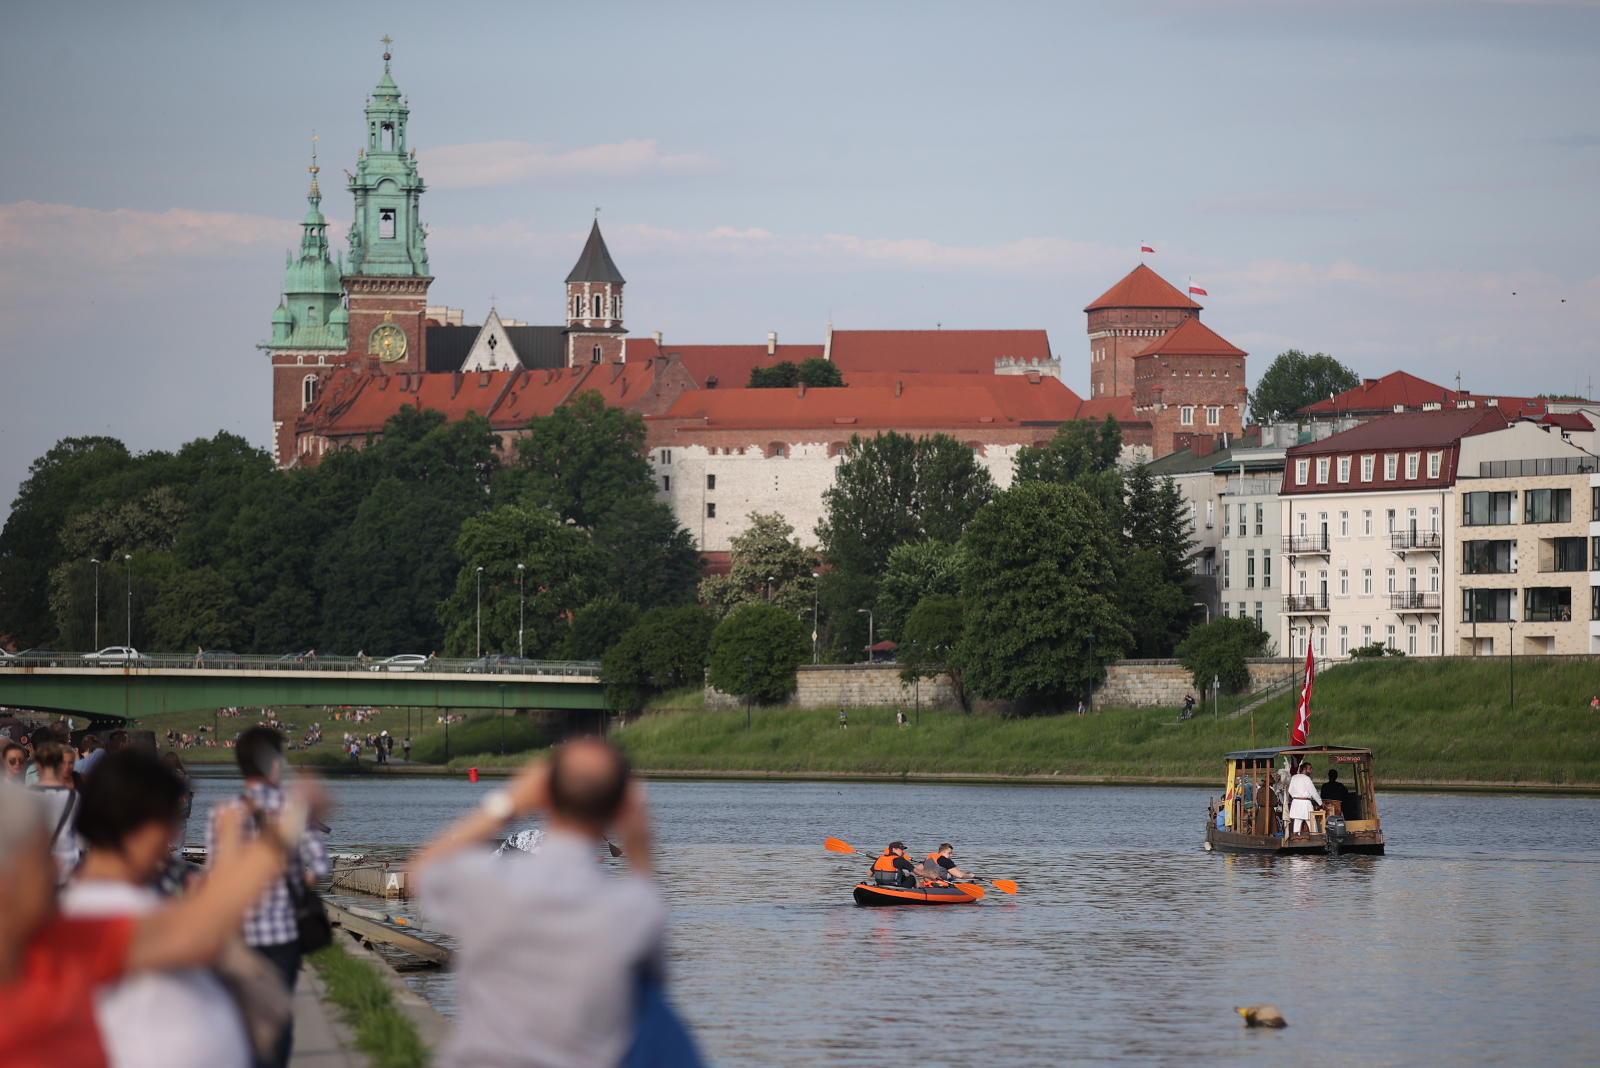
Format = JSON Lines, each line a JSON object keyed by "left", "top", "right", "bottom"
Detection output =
{"left": 188, "top": 775, "right": 1600, "bottom": 1066}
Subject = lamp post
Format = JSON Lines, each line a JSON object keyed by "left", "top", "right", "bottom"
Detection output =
{"left": 516, "top": 564, "right": 526, "bottom": 659}
{"left": 911, "top": 640, "right": 921, "bottom": 727}
{"left": 91, "top": 559, "right": 100, "bottom": 651}
{"left": 475, "top": 566, "right": 485, "bottom": 657}
{"left": 1192, "top": 601, "right": 1210, "bottom": 625}
{"left": 811, "top": 571, "right": 820, "bottom": 664}
{"left": 123, "top": 554, "right": 132, "bottom": 647}
{"left": 857, "top": 608, "right": 873, "bottom": 662}
{"left": 766, "top": 576, "right": 775, "bottom": 604}
{"left": 499, "top": 683, "right": 507, "bottom": 755}
{"left": 1086, "top": 632, "right": 1095, "bottom": 715}
{"left": 742, "top": 656, "right": 754, "bottom": 729}
{"left": 1508, "top": 617, "right": 1516, "bottom": 710}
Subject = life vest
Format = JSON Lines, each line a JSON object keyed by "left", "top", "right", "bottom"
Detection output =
{"left": 872, "top": 851, "right": 911, "bottom": 886}
{"left": 872, "top": 853, "right": 899, "bottom": 872}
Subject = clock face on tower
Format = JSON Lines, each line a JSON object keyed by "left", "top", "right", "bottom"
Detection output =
{"left": 370, "top": 323, "right": 408, "bottom": 363}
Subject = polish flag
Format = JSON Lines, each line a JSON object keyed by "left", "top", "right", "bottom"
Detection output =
{"left": 1141, "top": 245, "right": 1155, "bottom": 253}
{"left": 1189, "top": 284, "right": 1208, "bottom": 296}
{"left": 1290, "top": 644, "right": 1315, "bottom": 746}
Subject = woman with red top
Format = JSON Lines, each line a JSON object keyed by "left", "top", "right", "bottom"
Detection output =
{"left": 0, "top": 778, "right": 297, "bottom": 1068}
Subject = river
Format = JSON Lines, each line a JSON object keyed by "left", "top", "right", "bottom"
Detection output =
{"left": 187, "top": 775, "right": 1600, "bottom": 1066}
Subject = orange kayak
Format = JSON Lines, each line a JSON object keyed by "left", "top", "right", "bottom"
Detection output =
{"left": 852, "top": 882, "right": 983, "bottom": 906}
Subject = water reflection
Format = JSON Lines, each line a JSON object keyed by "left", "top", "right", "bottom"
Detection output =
{"left": 186, "top": 775, "right": 1600, "bottom": 1067}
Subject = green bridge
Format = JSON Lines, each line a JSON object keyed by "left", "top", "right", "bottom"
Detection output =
{"left": 0, "top": 659, "right": 604, "bottom": 726}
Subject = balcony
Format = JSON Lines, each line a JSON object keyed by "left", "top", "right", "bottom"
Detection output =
{"left": 1282, "top": 535, "right": 1330, "bottom": 556}
{"left": 1390, "top": 530, "right": 1443, "bottom": 552}
{"left": 1390, "top": 592, "right": 1441, "bottom": 611}
{"left": 1283, "top": 594, "right": 1330, "bottom": 613}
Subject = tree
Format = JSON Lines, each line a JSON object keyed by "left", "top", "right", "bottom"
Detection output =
{"left": 1248, "top": 351, "right": 1360, "bottom": 424}
{"left": 1012, "top": 416, "right": 1124, "bottom": 518}
{"left": 590, "top": 496, "right": 702, "bottom": 610}
{"left": 1119, "top": 464, "right": 1199, "bottom": 656}
{"left": 898, "top": 593, "right": 968, "bottom": 710}
{"left": 698, "top": 513, "right": 818, "bottom": 618}
{"left": 746, "top": 359, "right": 840, "bottom": 389}
{"left": 601, "top": 605, "right": 717, "bottom": 711}
{"left": 874, "top": 539, "right": 965, "bottom": 642}
{"left": 564, "top": 595, "right": 639, "bottom": 660}
{"left": 797, "top": 358, "right": 843, "bottom": 388}
{"left": 437, "top": 505, "right": 599, "bottom": 658}
{"left": 706, "top": 603, "right": 810, "bottom": 704}
{"left": 1174, "top": 616, "right": 1273, "bottom": 694}
{"left": 145, "top": 567, "right": 249, "bottom": 651}
{"left": 957, "top": 482, "right": 1131, "bottom": 707}
{"left": 502, "top": 390, "right": 654, "bottom": 529}
{"left": 250, "top": 586, "right": 316, "bottom": 654}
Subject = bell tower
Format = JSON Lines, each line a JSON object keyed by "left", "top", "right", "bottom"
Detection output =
{"left": 564, "top": 218, "right": 627, "bottom": 365}
{"left": 343, "top": 39, "right": 431, "bottom": 375}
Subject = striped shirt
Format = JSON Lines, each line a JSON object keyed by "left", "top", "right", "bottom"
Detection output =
{"left": 205, "top": 781, "right": 330, "bottom": 948}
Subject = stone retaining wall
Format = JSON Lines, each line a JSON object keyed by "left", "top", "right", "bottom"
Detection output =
{"left": 706, "top": 663, "right": 958, "bottom": 710}
{"left": 1094, "top": 658, "right": 1301, "bottom": 709}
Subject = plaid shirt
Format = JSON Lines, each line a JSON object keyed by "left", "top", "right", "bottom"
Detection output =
{"left": 205, "top": 780, "right": 330, "bottom": 948}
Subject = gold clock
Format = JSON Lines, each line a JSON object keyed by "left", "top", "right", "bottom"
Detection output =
{"left": 370, "top": 323, "right": 408, "bottom": 363}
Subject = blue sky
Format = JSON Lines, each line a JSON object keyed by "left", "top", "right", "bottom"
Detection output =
{"left": 2, "top": 0, "right": 1598, "bottom": 508}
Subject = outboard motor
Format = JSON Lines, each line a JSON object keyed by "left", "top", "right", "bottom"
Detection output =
{"left": 1324, "top": 814, "right": 1348, "bottom": 856}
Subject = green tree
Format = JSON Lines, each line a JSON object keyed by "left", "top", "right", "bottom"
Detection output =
{"left": 796, "top": 358, "right": 843, "bottom": 388}
{"left": 898, "top": 593, "right": 968, "bottom": 710}
{"left": 601, "top": 605, "right": 716, "bottom": 711}
{"left": 1174, "top": 616, "right": 1273, "bottom": 694}
{"left": 251, "top": 586, "right": 317, "bottom": 654}
{"left": 1012, "top": 416, "right": 1124, "bottom": 517}
{"left": 748, "top": 362, "right": 797, "bottom": 388}
{"left": 1248, "top": 350, "right": 1360, "bottom": 424}
{"left": 591, "top": 496, "right": 702, "bottom": 610}
{"left": 437, "top": 505, "right": 599, "bottom": 658}
{"left": 874, "top": 538, "right": 964, "bottom": 642}
{"left": 698, "top": 513, "right": 818, "bottom": 618}
{"left": 564, "top": 595, "right": 640, "bottom": 660}
{"left": 1119, "top": 464, "right": 1199, "bottom": 656}
{"left": 706, "top": 603, "right": 810, "bottom": 704}
{"left": 145, "top": 567, "right": 249, "bottom": 651}
{"left": 502, "top": 390, "right": 654, "bottom": 528}
{"left": 958, "top": 482, "right": 1130, "bottom": 707}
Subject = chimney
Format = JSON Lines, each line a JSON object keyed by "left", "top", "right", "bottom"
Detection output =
{"left": 894, "top": 380, "right": 903, "bottom": 397}
{"left": 1362, "top": 378, "right": 1377, "bottom": 391}
{"left": 1192, "top": 435, "right": 1214, "bottom": 457}
{"left": 706, "top": 375, "right": 718, "bottom": 390}
{"left": 652, "top": 331, "right": 662, "bottom": 345}
{"left": 767, "top": 332, "right": 777, "bottom": 356}
{"left": 797, "top": 382, "right": 807, "bottom": 398}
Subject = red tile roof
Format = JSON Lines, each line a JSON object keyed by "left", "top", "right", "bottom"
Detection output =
{"left": 1540, "top": 411, "right": 1594, "bottom": 431}
{"left": 303, "top": 365, "right": 595, "bottom": 439}
{"left": 1287, "top": 408, "right": 1507, "bottom": 457}
{"left": 839, "top": 372, "right": 1083, "bottom": 422}
{"left": 827, "top": 330, "right": 1052, "bottom": 375}
{"left": 1298, "top": 371, "right": 1548, "bottom": 419}
{"left": 1133, "top": 316, "right": 1246, "bottom": 358}
{"left": 1075, "top": 396, "right": 1138, "bottom": 424}
{"left": 668, "top": 345, "right": 825, "bottom": 389}
{"left": 1084, "top": 265, "right": 1201, "bottom": 312}
{"left": 654, "top": 385, "right": 1012, "bottom": 430}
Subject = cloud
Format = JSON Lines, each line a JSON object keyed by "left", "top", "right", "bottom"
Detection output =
{"left": 419, "top": 139, "right": 722, "bottom": 189}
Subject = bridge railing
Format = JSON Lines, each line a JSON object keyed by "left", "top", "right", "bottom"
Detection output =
{"left": 0, "top": 653, "right": 601, "bottom": 677}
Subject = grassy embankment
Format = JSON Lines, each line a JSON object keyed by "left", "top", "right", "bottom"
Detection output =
{"left": 307, "top": 939, "right": 429, "bottom": 1068}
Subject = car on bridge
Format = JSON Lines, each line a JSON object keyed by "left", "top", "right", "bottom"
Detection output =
{"left": 466, "top": 654, "right": 538, "bottom": 673}
{"left": 370, "top": 654, "right": 430, "bottom": 672}
{"left": 196, "top": 649, "right": 240, "bottom": 666}
{"left": 278, "top": 650, "right": 359, "bottom": 668}
{"left": 81, "top": 647, "right": 152, "bottom": 664}
{"left": 11, "top": 648, "right": 65, "bottom": 665}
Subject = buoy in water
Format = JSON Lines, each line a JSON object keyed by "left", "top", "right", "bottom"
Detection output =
{"left": 1236, "top": 1005, "right": 1286, "bottom": 1028}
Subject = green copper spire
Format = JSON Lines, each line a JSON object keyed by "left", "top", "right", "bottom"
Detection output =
{"left": 345, "top": 40, "right": 430, "bottom": 277}
{"left": 269, "top": 137, "right": 348, "bottom": 349}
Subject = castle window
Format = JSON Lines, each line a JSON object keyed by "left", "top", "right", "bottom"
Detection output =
{"left": 591, "top": 294, "right": 602, "bottom": 318}
{"left": 706, "top": 502, "right": 717, "bottom": 518}
{"left": 380, "top": 208, "right": 396, "bottom": 239}
{"left": 301, "top": 374, "right": 317, "bottom": 410}
{"left": 662, "top": 476, "right": 670, "bottom": 492}
{"left": 1179, "top": 406, "right": 1195, "bottom": 426}
{"left": 592, "top": 345, "right": 602, "bottom": 364}
{"left": 766, "top": 442, "right": 787, "bottom": 459}
{"left": 572, "top": 294, "right": 582, "bottom": 318}
{"left": 307, "top": 305, "right": 317, "bottom": 324}
{"left": 1205, "top": 407, "right": 1221, "bottom": 426}
{"left": 610, "top": 294, "right": 621, "bottom": 318}
{"left": 659, "top": 449, "right": 672, "bottom": 465}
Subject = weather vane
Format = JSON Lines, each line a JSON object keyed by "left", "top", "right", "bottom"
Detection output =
{"left": 594, "top": 205, "right": 601, "bottom": 219}
{"left": 381, "top": 35, "right": 393, "bottom": 64}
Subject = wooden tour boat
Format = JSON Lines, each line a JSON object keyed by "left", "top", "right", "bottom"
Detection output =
{"left": 1205, "top": 744, "right": 1385, "bottom": 856}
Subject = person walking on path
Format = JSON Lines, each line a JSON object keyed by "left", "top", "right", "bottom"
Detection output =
{"left": 415, "top": 739, "right": 667, "bottom": 1068}
{"left": 839, "top": 710, "right": 848, "bottom": 730}
{"left": 402, "top": 736, "right": 411, "bottom": 762}
{"left": 205, "top": 727, "right": 330, "bottom": 1068}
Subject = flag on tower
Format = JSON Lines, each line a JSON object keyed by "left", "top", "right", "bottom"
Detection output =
{"left": 1141, "top": 245, "right": 1155, "bottom": 253}
{"left": 1290, "top": 643, "right": 1315, "bottom": 746}
{"left": 1189, "top": 284, "right": 1208, "bottom": 296}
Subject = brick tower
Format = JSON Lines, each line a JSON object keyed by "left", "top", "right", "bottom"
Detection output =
{"left": 1084, "top": 264, "right": 1201, "bottom": 399}
{"left": 564, "top": 220, "right": 627, "bottom": 366}
{"left": 342, "top": 46, "right": 431, "bottom": 376}
{"left": 1131, "top": 317, "right": 1249, "bottom": 456}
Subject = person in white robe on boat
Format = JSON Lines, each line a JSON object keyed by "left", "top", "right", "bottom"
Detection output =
{"left": 1286, "top": 761, "right": 1323, "bottom": 837}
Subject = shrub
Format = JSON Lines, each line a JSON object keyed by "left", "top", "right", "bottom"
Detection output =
{"left": 1174, "top": 616, "right": 1272, "bottom": 693}
{"left": 706, "top": 603, "right": 809, "bottom": 704}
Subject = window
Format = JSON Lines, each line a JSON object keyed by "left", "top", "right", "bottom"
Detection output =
{"left": 1360, "top": 455, "right": 1375, "bottom": 482}
{"left": 1316, "top": 458, "right": 1330, "bottom": 484}
{"left": 1223, "top": 504, "right": 1230, "bottom": 538}
{"left": 1462, "top": 588, "right": 1515, "bottom": 622}
{"left": 1179, "top": 406, "right": 1195, "bottom": 426}
{"left": 1362, "top": 625, "right": 1372, "bottom": 646}
{"left": 1221, "top": 603, "right": 1230, "bottom": 618}
{"left": 1429, "top": 624, "right": 1438, "bottom": 655}
{"left": 1318, "top": 627, "right": 1327, "bottom": 656}
{"left": 1339, "top": 511, "right": 1349, "bottom": 537}
{"left": 706, "top": 474, "right": 716, "bottom": 491}
{"left": 1384, "top": 454, "right": 1398, "bottom": 480}
{"left": 1464, "top": 491, "right": 1514, "bottom": 525}
{"left": 1255, "top": 504, "right": 1264, "bottom": 537}
{"left": 1386, "top": 624, "right": 1397, "bottom": 649}
{"left": 301, "top": 374, "right": 317, "bottom": 410}
{"left": 1406, "top": 566, "right": 1417, "bottom": 592}
{"left": 1205, "top": 407, "right": 1221, "bottom": 426}
{"left": 1386, "top": 567, "right": 1396, "bottom": 593}
{"left": 660, "top": 449, "right": 674, "bottom": 465}
{"left": 1593, "top": 585, "right": 1600, "bottom": 622}
{"left": 1524, "top": 488, "right": 1571, "bottom": 524}
{"left": 380, "top": 208, "right": 395, "bottom": 239}
{"left": 1255, "top": 602, "right": 1263, "bottom": 625}
{"left": 1206, "top": 501, "right": 1215, "bottom": 528}
{"left": 1524, "top": 587, "right": 1573, "bottom": 622}
{"left": 1239, "top": 602, "right": 1248, "bottom": 618}
{"left": 1246, "top": 549, "right": 1256, "bottom": 588}
{"left": 661, "top": 475, "right": 671, "bottom": 492}
{"left": 1339, "top": 569, "right": 1349, "bottom": 596}
{"left": 592, "top": 345, "right": 602, "bottom": 364}
{"left": 1429, "top": 566, "right": 1439, "bottom": 592}
{"left": 1298, "top": 570, "right": 1307, "bottom": 596}
{"left": 610, "top": 294, "right": 621, "bottom": 318}
{"left": 1362, "top": 509, "right": 1372, "bottom": 536}
{"left": 1339, "top": 626, "right": 1349, "bottom": 656}
{"left": 1387, "top": 509, "right": 1397, "bottom": 533}
{"left": 1262, "top": 549, "right": 1272, "bottom": 589}
{"left": 1362, "top": 568, "right": 1372, "bottom": 595}
{"left": 1318, "top": 570, "right": 1329, "bottom": 598}
{"left": 1295, "top": 459, "right": 1309, "bottom": 485}
{"left": 1429, "top": 505, "right": 1440, "bottom": 532}
{"left": 705, "top": 502, "right": 717, "bottom": 518}
{"left": 1550, "top": 537, "right": 1586, "bottom": 571}
{"left": 572, "top": 295, "right": 583, "bottom": 317}
{"left": 1594, "top": 486, "right": 1600, "bottom": 522}
{"left": 591, "top": 294, "right": 603, "bottom": 318}
{"left": 1427, "top": 452, "right": 1442, "bottom": 479}
{"left": 1405, "top": 453, "right": 1420, "bottom": 480}
{"left": 1299, "top": 512, "right": 1307, "bottom": 536}
{"left": 1223, "top": 550, "right": 1231, "bottom": 589}
{"left": 1189, "top": 502, "right": 1197, "bottom": 532}
{"left": 1407, "top": 625, "right": 1417, "bottom": 655}
{"left": 1337, "top": 457, "right": 1351, "bottom": 483}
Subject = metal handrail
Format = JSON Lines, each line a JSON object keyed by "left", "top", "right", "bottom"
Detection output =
{"left": 1282, "top": 594, "right": 1330, "bottom": 612}
{"left": 1281, "top": 535, "right": 1330, "bottom": 554}
{"left": 1389, "top": 592, "right": 1441, "bottom": 610}
{"left": 0, "top": 653, "right": 601, "bottom": 677}
{"left": 1389, "top": 530, "right": 1443, "bottom": 551}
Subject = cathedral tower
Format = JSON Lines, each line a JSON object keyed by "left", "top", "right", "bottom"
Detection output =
{"left": 343, "top": 45, "right": 431, "bottom": 375}
{"left": 564, "top": 219, "right": 627, "bottom": 366}
{"left": 263, "top": 147, "right": 350, "bottom": 466}
{"left": 1084, "top": 264, "right": 1200, "bottom": 399}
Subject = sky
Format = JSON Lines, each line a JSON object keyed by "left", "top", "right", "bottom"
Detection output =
{"left": 1, "top": 0, "right": 1598, "bottom": 510}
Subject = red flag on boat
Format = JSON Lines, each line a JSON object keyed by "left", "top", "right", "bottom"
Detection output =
{"left": 1189, "top": 284, "right": 1208, "bottom": 296}
{"left": 1141, "top": 245, "right": 1155, "bottom": 253}
{"left": 1291, "top": 643, "right": 1314, "bottom": 746}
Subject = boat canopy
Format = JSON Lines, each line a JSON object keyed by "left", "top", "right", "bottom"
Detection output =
{"left": 1222, "top": 744, "right": 1373, "bottom": 761}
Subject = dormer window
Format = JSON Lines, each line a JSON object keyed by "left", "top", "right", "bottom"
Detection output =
{"left": 307, "top": 305, "right": 317, "bottom": 324}
{"left": 380, "top": 208, "right": 396, "bottom": 239}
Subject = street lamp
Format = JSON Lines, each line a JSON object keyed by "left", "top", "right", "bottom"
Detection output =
{"left": 123, "top": 554, "right": 132, "bottom": 647}
{"left": 742, "top": 655, "right": 754, "bottom": 729}
{"left": 766, "top": 576, "right": 776, "bottom": 603}
{"left": 911, "top": 640, "right": 921, "bottom": 727}
{"left": 1508, "top": 617, "right": 1517, "bottom": 710}
{"left": 516, "top": 564, "right": 526, "bottom": 659}
{"left": 91, "top": 559, "right": 100, "bottom": 651}
{"left": 1086, "top": 632, "right": 1095, "bottom": 715}
{"left": 1192, "top": 601, "right": 1210, "bottom": 625}
{"left": 499, "top": 683, "right": 507, "bottom": 755}
{"left": 811, "top": 571, "right": 821, "bottom": 664}
{"left": 857, "top": 608, "right": 874, "bottom": 661}
{"left": 475, "top": 566, "right": 485, "bottom": 657}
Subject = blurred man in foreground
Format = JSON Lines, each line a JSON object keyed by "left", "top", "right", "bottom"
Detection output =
{"left": 415, "top": 738, "right": 665, "bottom": 1068}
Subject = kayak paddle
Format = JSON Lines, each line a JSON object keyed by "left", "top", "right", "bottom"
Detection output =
{"left": 822, "top": 839, "right": 1017, "bottom": 894}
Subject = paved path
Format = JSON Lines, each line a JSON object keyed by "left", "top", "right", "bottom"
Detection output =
{"left": 289, "top": 963, "right": 365, "bottom": 1068}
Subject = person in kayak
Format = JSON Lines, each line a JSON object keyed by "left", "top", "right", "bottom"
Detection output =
{"left": 918, "top": 844, "right": 972, "bottom": 884}
{"left": 870, "top": 842, "right": 917, "bottom": 887}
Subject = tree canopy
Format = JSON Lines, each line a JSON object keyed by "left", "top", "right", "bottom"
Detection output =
{"left": 1174, "top": 616, "right": 1273, "bottom": 693}
{"left": 747, "top": 358, "right": 843, "bottom": 389}
{"left": 706, "top": 603, "right": 811, "bottom": 704}
{"left": 1248, "top": 351, "right": 1361, "bottom": 424}
{"left": 698, "top": 512, "right": 817, "bottom": 619}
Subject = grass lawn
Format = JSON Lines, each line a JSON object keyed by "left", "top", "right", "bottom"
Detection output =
{"left": 307, "top": 939, "right": 429, "bottom": 1068}
{"left": 125, "top": 704, "right": 499, "bottom": 766}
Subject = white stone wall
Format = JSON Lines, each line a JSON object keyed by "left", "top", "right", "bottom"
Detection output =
{"left": 1095, "top": 658, "right": 1301, "bottom": 708}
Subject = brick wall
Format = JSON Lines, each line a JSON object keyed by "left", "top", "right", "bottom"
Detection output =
{"left": 1086, "top": 306, "right": 1197, "bottom": 401}
{"left": 345, "top": 276, "right": 431, "bottom": 375}
{"left": 1133, "top": 352, "right": 1248, "bottom": 456}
